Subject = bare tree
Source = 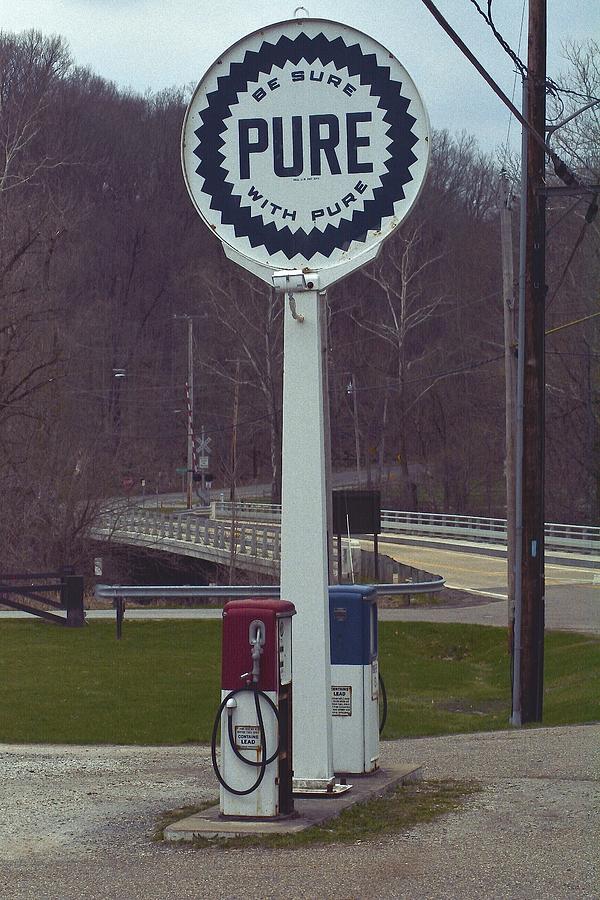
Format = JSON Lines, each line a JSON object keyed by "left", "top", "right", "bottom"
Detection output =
{"left": 349, "top": 226, "right": 446, "bottom": 507}
{"left": 0, "top": 30, "right": 72, "bottom": 194}
{"left": 195, "top": 264, "right": 284, "bottom": 502}
{"left": 543, "top": 39, "right": 600, "bottom": 521}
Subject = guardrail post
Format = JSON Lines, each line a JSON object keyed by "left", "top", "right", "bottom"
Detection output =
{"left": 62, "top": 575, "right": 85, "bottom": 627}
{"left": 115, "top": 597, "right": 124, "bottom": 639}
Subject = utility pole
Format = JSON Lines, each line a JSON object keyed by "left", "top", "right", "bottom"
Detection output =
{"left": 500, "top": 172, "right": 517, "bottom": 640}
{"left": 186, "top": 316, "right": 194, "bottom": 510}
{"left": 226, "top": 359, "right": 241, "bottom": 585}
{"left": 518, "top": 0, "right": 547, "bottom": 724}
{"left": 230, "top": 358, "right": 240, "bottom": 504}
{"left": 200, "top": 424, "right": 207, "bottom": 497}
{"left": 173, "top": 314, "right": 196, "bottom": 510}
{"left": 511, "top": 79, "right": 528, "bottom": 727}
{"left": 348, "top": 374, "right": 362, "bottom": 486}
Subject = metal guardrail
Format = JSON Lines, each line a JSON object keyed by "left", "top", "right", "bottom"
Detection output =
{"left": 95, "top": 578, "right": 445, "bottom": 639}
{"left": 95, "top": 580, "right": 444, "bottom": 600}
{"left": 211, "top": 501, "right": 600, "bottom": 554}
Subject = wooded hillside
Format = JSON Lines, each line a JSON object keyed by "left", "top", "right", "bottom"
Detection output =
{"left": 1, "top": 30, "right": 597, "bottom": 571}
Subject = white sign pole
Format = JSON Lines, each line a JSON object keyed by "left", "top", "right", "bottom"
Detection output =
{"left": 280, "top": 289, "right": 334, "bottom": 788}
{"left": 181, "top": 16, "right": 431, "bottom": 794}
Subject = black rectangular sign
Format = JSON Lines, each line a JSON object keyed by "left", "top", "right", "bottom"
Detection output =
{"left": 332, "top": 489, "right": 381, "bottom": 536}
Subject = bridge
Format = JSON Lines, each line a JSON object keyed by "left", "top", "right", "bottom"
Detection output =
{"left": 90, "top": 501, "right": 600, "bottom": 579}
{"left": 90, "top": 506, "right": 279, "bottom": 576}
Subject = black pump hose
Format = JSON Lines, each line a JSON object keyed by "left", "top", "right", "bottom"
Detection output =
{"left": 210, "top": 686, "right": 280, "bottom": 796}
{"left": 379, "top": 672, "right": 388, "bottom": 735}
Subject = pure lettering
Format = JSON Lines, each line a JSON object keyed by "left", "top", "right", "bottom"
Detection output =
{"left": 238, "top": 119, "right": 268, "bottom": 179}
{"left": 273, "top": 116, "right": 303, "bottom": 178}
{"left": 237, "top": 113, "right": 372, "bottom": 180}
{"left": 311, "top": 182, "right": 368, "bottom": 221}
{"left": 347, "top": 112, "right": 373, "bottom": 174}
{"left": 309, "top": 114, "right": 341, "bottom": 176}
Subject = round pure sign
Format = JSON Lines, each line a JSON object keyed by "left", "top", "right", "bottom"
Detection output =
{"left": 182, "top": 18, "right": 430, "bottom": 276}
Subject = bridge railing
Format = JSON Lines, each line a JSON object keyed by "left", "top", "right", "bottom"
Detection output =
{"left": 380, "top": 511, "right": 600, "bottom": 553}
{"left": 211, "top": 499, "right": 282, "bottom": 522}
{"left": 209, "top": 502, "right": 600, "bottom": 554}
{"left": 380, "top": 510, "right": 507, "bottom": 543}
{"left": 92, "top": 507, "right": 281, "bottom": 569}
{"left": 93, "top": 502, "right": 600, "bottom": 566}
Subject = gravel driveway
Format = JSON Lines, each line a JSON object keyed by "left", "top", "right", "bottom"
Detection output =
{"left": 1, "top": 723, "right": 598, "bottom": 900}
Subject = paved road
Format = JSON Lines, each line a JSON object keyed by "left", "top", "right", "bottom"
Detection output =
{"left": 375, "top": 536, "right": 599, "bottom": 593}
{"left": 377, "top": 584, "right": 600, "bottom": 634}
{"left": 373, "top": 539, "right": 600, "bottom": 634}
{"left": 1, "top": 724, "right": 598, "bottom": 899}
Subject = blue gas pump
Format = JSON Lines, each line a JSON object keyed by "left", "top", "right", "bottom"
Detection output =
{"left": 329, "top": 585, "right": 380, "bottom": 774}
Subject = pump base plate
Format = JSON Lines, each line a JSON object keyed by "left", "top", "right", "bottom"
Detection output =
{"left": 163, "top": 764, "right": 422, "bottom": 841}
{"left": 292, "top": 777, "right": 352, "bottom": 797}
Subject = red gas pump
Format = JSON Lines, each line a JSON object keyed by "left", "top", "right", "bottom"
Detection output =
{"left": 211, "top": 598, "right": 295, "bottom": 818}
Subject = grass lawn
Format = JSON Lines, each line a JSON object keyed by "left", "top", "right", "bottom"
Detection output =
{"left": 0, "top": 620, "right": 597, "bottom": 744}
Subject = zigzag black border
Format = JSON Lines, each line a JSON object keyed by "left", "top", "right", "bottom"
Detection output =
{"left": 193, "top": 31, "right": 419, "bottom": 261}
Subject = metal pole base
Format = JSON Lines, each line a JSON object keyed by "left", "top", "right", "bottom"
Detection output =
{"left": 293, "top": 777, "right": 352, "bottom": 797}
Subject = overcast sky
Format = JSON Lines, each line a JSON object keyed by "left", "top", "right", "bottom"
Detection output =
{"left": 2, "top": 1, "right": 598, "bottom": 157}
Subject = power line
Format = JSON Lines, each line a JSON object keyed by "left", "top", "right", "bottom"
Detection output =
{"left": 502, "top": 0, "right": 527, "bottom": 164}
{"left": 545, "top": 310, "right": 600, "bottom": 337}
{"left": 335, "top": 352, "right": 504, "bottom": 395}
{"left": 419, "top": 0, "right": 548, "bottom": 154}
{"left": 547, "top": 84, "right": 600, "bottom": 105}
{"left": 467, "top": 0, "right": 599, "bottom": 111}
{"left": 546, "top": 215, "right": 596, "bottom": 309}
{"left": 468, "top": 0, "right": 527, "bottom": 77}
{"left": 420, "top": 0, "right": 593, "bottom": 196}
{"left": 547, "top": 349, "right": 600, "bottom": 358}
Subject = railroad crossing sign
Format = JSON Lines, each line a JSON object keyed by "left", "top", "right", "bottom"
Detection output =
{"left": 181, "top": 18, "right": 430, "bottom": 286}
{"left": 196, "top": 433, "right": 211, "bottom": 455}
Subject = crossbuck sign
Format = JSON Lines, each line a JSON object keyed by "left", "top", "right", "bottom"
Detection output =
{"left": 181, "top": 18, "right": 430, "bottom": 284}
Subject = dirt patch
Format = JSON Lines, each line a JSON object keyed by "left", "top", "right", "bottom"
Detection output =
{"left": 377, "top": 587, "right": 499, "bottom": 609}
{"left": 435, "top": 697, "right": 509, "bottom": 716}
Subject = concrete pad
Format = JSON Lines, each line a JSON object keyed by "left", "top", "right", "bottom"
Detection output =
{"left": 163, "top": 764, "right": 422, "bottom": 841}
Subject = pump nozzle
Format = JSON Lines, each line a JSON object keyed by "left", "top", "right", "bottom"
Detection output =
{"left": 248, "top": 619, "right": 265, "bottom": 684}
